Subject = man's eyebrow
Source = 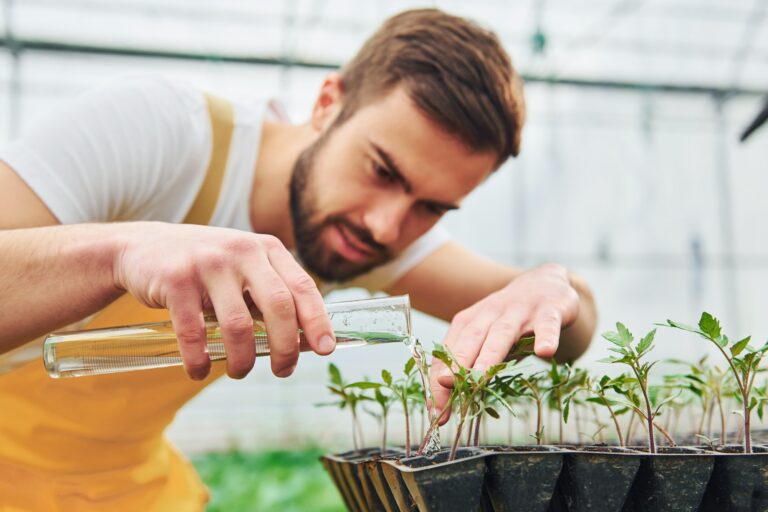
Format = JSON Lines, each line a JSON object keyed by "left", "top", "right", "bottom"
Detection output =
{"left": 370, "top": 142, "right": 412, "bottom": 194}
{"left": 370, "top": 141, "right": 461, "bottom": 211}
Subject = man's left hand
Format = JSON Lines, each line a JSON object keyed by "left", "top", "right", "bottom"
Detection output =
{"left": 429, "top": 263, "right": 580, "bottom": 422}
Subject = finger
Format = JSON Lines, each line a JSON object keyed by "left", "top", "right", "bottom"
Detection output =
{"left": 533, "top": 309, "right": 563, "bottom": 358}
{"left": 440, "top": 308, "right": 500, "bottom": 383}
{"left": 428, "top": 357, "right": 453, "bottom": 425}
{"left": 167, "top": 290, "right": 210, "bottom": 380}
{"left": 245, "top": 260, "right": 300, "bottom": 378}
{"left": 267, "top": 247, "right": 335, "bottom": 355}
{"left": 472, "top": 317, "right": 524, "bottom": 372}
{"left": 203, "top": 273, "right": 256, "bottom": 379}
{"left": 435, "top": 306, "right": 479, "bottom": 385}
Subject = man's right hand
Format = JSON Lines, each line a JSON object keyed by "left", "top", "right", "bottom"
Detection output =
{"left": 114, "top": 222, "right": 336, "bottom": 380}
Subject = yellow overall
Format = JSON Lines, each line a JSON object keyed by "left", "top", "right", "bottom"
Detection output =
{"left": 0, "top": 94, "right": 235, "bottom": 511}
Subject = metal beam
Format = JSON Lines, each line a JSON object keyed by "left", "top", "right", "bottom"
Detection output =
{"left": 1, "top": 37, "right": 767, "bottom": 97}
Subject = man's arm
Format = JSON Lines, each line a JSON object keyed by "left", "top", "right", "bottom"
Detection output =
{"left": 387, "top": 241, "right": 597, "bottom": 420}
{"left": 0, "top": 160, "right": 335, "bottom": 379}
{"left": 388, "top": 241, "right": 595, "bottom": 362}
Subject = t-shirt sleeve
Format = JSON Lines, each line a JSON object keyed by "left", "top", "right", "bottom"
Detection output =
{"left": 341, "top": 224, "right": 452, "bottom": 293}
{"left": 0, "top": 76, "right": 211, "bottom": 224}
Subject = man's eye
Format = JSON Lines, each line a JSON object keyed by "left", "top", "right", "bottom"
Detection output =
{"left": 423, "top": 203, "right": 445, "bottom": 216}
{"left": 372, "top": 161, "right": 395, "bottom": 182}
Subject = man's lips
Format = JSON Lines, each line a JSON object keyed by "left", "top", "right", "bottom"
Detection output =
{"left": 334, "top": 223, "right": 378, "bottom": 262}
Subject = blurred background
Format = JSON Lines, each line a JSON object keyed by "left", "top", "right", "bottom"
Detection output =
{"left": 2, "top": 0, "right": 768, "bottom": 508}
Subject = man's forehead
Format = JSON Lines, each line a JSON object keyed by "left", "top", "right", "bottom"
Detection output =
{"left": 354, "top": 94, "right": 497, "bottom": 197}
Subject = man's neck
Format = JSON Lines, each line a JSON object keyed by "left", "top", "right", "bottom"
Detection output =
{"left": 249, "top": 120, "right": 315, "bottom": 249}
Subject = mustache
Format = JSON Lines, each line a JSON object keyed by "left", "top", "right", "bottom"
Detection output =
{"left": 330, "top": 216, "right": 389, "bottom": 257}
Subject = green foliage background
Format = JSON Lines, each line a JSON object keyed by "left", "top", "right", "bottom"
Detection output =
{"left": 192, "top": 447, "right": 345, "bottom": 512}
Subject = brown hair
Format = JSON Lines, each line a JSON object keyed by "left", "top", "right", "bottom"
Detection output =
{"left": 337, "top": 8, "right": 525, "bottom": 166}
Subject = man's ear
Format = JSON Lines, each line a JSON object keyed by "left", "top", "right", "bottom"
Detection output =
{"left": 311, "top": 72, "right": 344, "bottom": 132}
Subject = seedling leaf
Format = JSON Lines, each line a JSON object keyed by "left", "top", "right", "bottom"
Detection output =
{"left": 348, "top": 381, "right": 382, "bottom": 389}
{"left": 329, "top": 363, "right": 342, "bottom": 386}
{"left": 731, "top": 336, "right": 752, "bottom": 358}
{"left": 637, "top": 329, "right": 656, "bottom": 355}
{"left": 699, "top": 312, "right": 722, "bottom": 340}
{"left": 665, "top": 319, "right": 700, "bottom": 332}
{"left": 617, "top": 323, "right": 634, "bottom": 345}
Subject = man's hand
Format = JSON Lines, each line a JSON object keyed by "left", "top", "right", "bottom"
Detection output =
{"left": 114, "top": 222, "right": 335, "bottom": 380}
{"left": 428, "top": 263, "right": 580, "bottom": 423}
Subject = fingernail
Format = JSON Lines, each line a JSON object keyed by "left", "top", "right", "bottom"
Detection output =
{"left": 538, "top": 340, "right": 554, "bottom": 351}
{"left": 319, "top": 335, "right": 335, "bottom": 354}
{"left": 473, "top": 363, "right": 488, "bottom": 373}
{"left": 189, "top": 365, "right": 210, "bottom": 381}
{"left": 276, "top": 364, "right": 296, "bottom": 378}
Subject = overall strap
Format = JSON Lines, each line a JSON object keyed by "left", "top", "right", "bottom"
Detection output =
{"left": 183, "top": 93, "right": 235, "bottom": 225}
{"left": 87, "top": 92, "right": 235, "bottom": 329}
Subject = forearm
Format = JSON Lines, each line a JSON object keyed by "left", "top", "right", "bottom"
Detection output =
{"left": 0, "top": 224, "right": 124, "bottom": 352}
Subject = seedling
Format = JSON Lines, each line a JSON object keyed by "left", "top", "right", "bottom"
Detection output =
{"left": 349, "top": 360, "right": 422, "bottom": 456}
{"left": 431, "top": 343, "right": 515, "bottom": 460}
{"left": 322, "top": 363, "right": 372, "bottom": 450}
{"left": 600, "top": 323, "right": 677, "bottom": 453}
{"left": 664, "top": 312, "right": 768, "bottom": 452}
{"left": 349, "top": 371, "right": 397, "bottom": 453}
{"left": 516, "top": 371, "right": 548, "bottom": 445}
{"left": 705, "top": 365, "right": 735, "bottom": 443}
{"left": 468, "top": 368, "right": 525, "bottom": 446}
{"left": 564, "top": 373, "right": 634, "bottom": 447}
{"left": 547, "top": 364, "right": 587, "bottom": 444}
{"left": 695, "top": 433, "right": 721, "bottom": 451}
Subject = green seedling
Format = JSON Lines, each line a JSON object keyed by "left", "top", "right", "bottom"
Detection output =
{"left": 668, "top": 356, "right": 735, "bottom": 443}
{"left": 606, "top": 373, "right": 677, "bottom": 448}
{"left": 321, "top": 363, "right": 372, "bottom": 451}
{"left": 414, "top": 336, "right": 535, "bottom": 456}
{"left": 516, "top": 371, "right": 548, "bottom": 445}
{"left": 705, "top": 365, "right": 735, "bottom": 443}
{"left": 663, "top": 312, "right": 768, "bottom": 452}
{"left": 468, "top": 368, "right": 525, "bottom": 446}
{"left": 431, "top": 343, "right": 515, "bottom": 461}
{"left": 657, "top": 375, "right": 694, "bottom": 441}
{"left": 600, "top": 323, "right": 679, "bottom": 453}
{"left": 695, "top": 433, "right": 721, "bottom": 451}
{"left": 350, "top": 372, "right": 397, "bottom": 454}
{"left": 662, "top": 356, "right": 738, "bottom": 442}
{"left": 547, "top": 364, "right": 587, "bottom": 444}
{"left": 564, "top": 373, "right": 634, "bottom": 447}
{"left": 349, "top": 360, "right": 422, "bottom": 456}
{"left": 399, "top": 359, "right": 426, "bottom": 456}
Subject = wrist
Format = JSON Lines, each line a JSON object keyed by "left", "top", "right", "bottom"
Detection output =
{"left": 84, "top": 222, "right": 147, "bottom": 295}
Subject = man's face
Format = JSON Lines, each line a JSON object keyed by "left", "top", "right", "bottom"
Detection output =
{"left": 290, "top": 85, "right": 498, "bottom": 282}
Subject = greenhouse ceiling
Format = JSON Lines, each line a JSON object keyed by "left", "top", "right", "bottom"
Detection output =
{"left": 1, "top": 0, "right": 767, "bottom": 94}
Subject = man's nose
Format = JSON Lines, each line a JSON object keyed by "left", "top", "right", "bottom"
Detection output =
{"left": 364, "top": 196, "right": 411, "bottom": 246}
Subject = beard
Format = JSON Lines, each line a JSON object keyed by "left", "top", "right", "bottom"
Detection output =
{"left": 289, "top": 128, "right": 393, "bottom": 282}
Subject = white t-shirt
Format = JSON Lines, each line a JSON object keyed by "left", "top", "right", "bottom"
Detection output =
{"left": 0, "top": 76, "right": 449, "bottom": 294}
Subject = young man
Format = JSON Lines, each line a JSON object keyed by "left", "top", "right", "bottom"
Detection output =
{"left": 0, "top": 8, "right": 596, "bottom": 510}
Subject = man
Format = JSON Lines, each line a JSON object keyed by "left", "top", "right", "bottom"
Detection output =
{"left": 0, "top": 8, "right": 596, "bottom": 510}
